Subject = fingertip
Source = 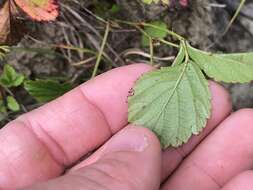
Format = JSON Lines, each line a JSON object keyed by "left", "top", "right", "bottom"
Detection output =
{"left": 105, "top": 125, "right": 161, "bottom": 153}
{"left": 70, "top": 125, "right": 162, "bottom": 190}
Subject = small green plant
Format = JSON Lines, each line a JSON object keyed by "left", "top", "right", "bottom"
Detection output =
{"left": 0, "top": 64, "right": 25, "bottom": 88}
{"left": 0, "top": 64, "right": 24, "bottom": 118}
{"left": 0, "top": 63, "right": 73, "bottom": 122}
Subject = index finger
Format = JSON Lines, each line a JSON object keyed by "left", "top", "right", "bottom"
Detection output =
{"left": 0, "top": 64, "right": 152, "bottom": 189}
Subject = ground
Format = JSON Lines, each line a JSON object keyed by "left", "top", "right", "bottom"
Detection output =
{"left": 0, "top": 0, "right": 253, "bottom": 126}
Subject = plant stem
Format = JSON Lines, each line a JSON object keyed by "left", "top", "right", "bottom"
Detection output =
{"left": 182, "top": 40, "right": 189, "bottom": 64}
{"left": 207, "top": 0, "right": 246, "bottom": 49}
{"left": 115, "top": 20, "right": 184, "bottom": 41}
{"left": 158, "top": 39, "right": 180, "bottom": 48}
{"left": 149, "top": 38, "right": 154, "bottom": 65}
{"left": 140, "top": 22, "right": 184, "bottom": 41}
{"left": 92, "top": 22, "right": 110, "bottom": 78}
{"left": 223, "top": 0, "right": 246, "bottom": 36}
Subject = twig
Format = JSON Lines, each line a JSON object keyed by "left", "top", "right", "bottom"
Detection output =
{"left": 207, "top": 0, "right": 246, "bottom": 49}
{"left": 122, "top": 48, "right": 175, "bottom": 61}
{"left": 223, "top": 0, "right": 246, "bottom": 36}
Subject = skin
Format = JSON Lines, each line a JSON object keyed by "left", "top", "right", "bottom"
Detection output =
{"left": 0, "top": 64, "right": 252, "bottom": 190}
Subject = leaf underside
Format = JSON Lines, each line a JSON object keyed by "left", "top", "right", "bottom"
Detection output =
{"left": 128, "top": 62, "right": 211, "bottom": 148}
{"left": 187, "top": 45, "right": 253, "bottom": 83}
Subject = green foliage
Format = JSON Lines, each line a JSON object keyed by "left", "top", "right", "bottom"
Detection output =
{"left": 129, "top": 52, "right": 210, "bottom": 148}
{"left": 0, "top": 64, "right": 22, "bottom": 119}
{"left": 187, "top": 45, "right": 253, "bottom": 83}
{"left": 6, "top": 96, "right": 20, "bottom": 112}
{"left": 128, "top": 40, "right": 253, "bottom": 148}
{"left": 0, "top": 64, "right": 25, "bottom": 88}
{"left": 142, "top": 21, "right": 168, "bottom": 46}
{"left": 24, "top": 79, "right": 73, "bottom": 103}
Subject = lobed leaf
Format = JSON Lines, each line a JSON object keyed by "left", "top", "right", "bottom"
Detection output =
{"left": 128, "top": 62, "right": 211, "bottom": 148}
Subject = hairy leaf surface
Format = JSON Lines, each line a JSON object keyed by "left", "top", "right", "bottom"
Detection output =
{"left": 187, "top": 44, "right": 253, "bottom": 83}
{"left": 128, "top": 62, "right": 211, "bottom": 148}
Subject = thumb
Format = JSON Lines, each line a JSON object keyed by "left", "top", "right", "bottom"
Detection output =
{"left": 24, "top": 126, "right": 162, "bottom": 190}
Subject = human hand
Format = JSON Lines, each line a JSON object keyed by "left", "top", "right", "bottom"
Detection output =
{"left": 0, "top": 64, "right": 251, "bottom": 190}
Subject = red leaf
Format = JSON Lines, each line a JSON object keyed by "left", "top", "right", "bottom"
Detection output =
{"left": 13, "top": 0, "right": 59, "bottom": 21}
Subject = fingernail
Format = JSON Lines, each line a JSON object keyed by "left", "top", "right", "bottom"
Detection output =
{"left": 104, "top": 126, "right": 149, "bottom": 153}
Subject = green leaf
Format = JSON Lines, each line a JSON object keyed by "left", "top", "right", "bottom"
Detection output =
{"left": 24, "top": 79, "right": 73, "bottom": 103}
{"left": 172, "top": 42, "right": 185, "bottom": 66}
{"left": 6, "top": 96, "right": 20, "bottom": 112}
{"left": 142, "top": 21, "right": 168, "bottom": 46}
{"left": 218, "top": 52, "right": 253, "bottom": 64}
{"left": 0, "top": 64, "right": 25, "bottom": 87}
{"left": 128, "top": 62, "right": 211, "bottom": 148}
{"left": 187, "top": 44, "right": 253, "bottom": 83}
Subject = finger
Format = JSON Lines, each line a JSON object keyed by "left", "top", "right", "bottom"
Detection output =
{"left": 162, "top": 109, "right": 253, "bottom": 190}
{"left": 62, "top": 81, "right": 231, "bottom": 175}
{"left": 22, "top": 126, "right": 161, "bottom": 190}
{"left": 162, "top": 81, "right": 232, "bottom": 180}
{"left": 0, "top": 64, "right": 152, "bottom": 189}
{"left": 222, "top": 171, "right": 253, "bottom": 190}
